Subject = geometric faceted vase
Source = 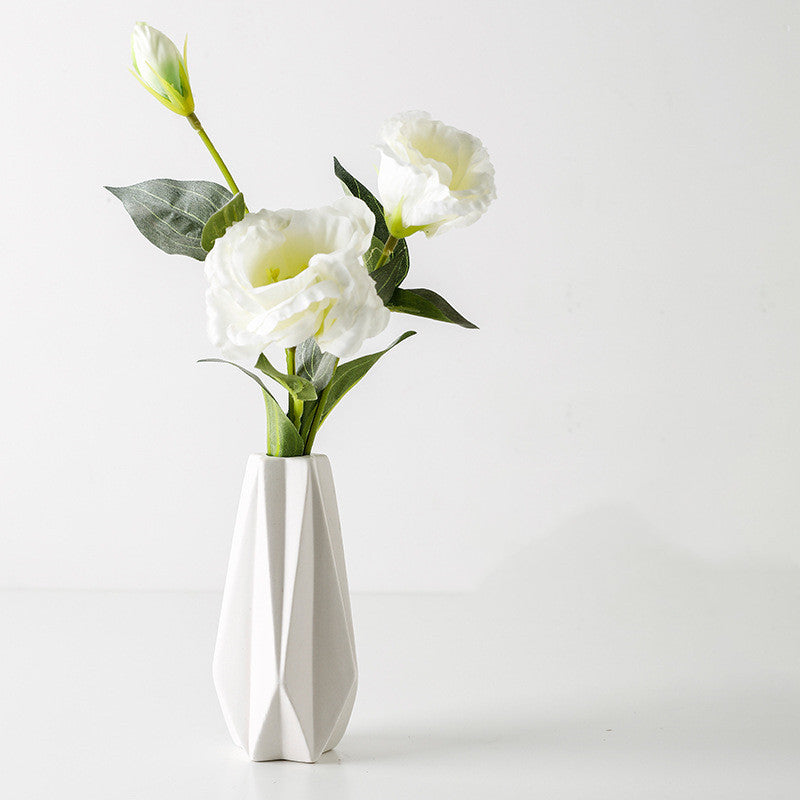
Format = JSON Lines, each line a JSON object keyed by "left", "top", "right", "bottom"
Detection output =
{"left": 213, "top": 454, "right": 358, "bottom": 762}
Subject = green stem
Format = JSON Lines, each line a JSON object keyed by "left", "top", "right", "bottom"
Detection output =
{"left": 187, "top": 112, "right": 245, "bottom": 202}
{"left": 303, "top": 358, "right": 339, "bottom": 455}
{"left": 374, "top": 235, "right": 399, "bottom": 270}
{"left": 285, "top": 347, "right": 302, "bottom": 426}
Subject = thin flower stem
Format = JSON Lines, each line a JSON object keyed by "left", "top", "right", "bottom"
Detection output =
{"left": 303, "top": 358, "right": 339, "bottom": 455}
{"left": 374, "top": 235, "right": 399, "bottom": 270}
{"left": 186, "top": 112, "right": 246, "bottom": 204}
{"left": 285, "top": 347, "right": 302, "bottom": 426}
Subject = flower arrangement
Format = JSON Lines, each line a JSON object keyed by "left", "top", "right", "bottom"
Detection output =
{"left": 109, "top": 23, "right": 496, "bottom": 457}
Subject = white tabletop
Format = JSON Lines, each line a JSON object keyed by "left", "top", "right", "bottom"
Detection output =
{"left": 3, "top": 542, "right": 799, "bottom": 799}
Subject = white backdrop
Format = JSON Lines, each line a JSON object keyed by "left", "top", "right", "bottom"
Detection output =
{"left": 1, "top": 0, "right": 798, "bottom": 593}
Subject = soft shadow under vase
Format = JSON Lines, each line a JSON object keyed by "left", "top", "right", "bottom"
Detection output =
{"left": 213, "top": 454, "right": 358, "bottom": 762}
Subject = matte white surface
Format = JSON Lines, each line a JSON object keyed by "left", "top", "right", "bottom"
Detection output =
{"left": 214, "top": 455, "right": 357, "bottom": 761}
{"left": 2, "top": 524, "right": 799, "bottom": 798}
{"left": 1, "top": 1, "right": 799, "bottom": 593}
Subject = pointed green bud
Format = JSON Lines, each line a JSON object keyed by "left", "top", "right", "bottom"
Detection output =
{"left": 130, "top": 22, "right": 195, "bottom": 117}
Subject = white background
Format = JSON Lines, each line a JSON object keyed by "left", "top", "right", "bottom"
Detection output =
{"left": 1, "top": 2, "right": 799, "bottom": 796}
{"left": 2, "top": 0, "right": 798, "bottom": 594}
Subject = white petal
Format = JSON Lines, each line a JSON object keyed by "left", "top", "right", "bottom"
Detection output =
{"left": 131, "top": 22, "right": 183, "bottom": 96}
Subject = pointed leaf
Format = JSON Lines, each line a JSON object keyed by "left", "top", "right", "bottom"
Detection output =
{"left": 201, "top": 192, "right": 246, "bottom": 251}
{"left": 387, "top": 287, "right": 478, "bottom": 329}
{"left": 106, "top": 179, "right": 233, "bottom": 261}
{"left": 262, "top": 389, "right": 305, "bottom": 457}
{"left": 320, "top": 331, "right": 416, "bottom": 423}
{"left": 333, "top": 157, "right": 389, "bottom": 242}
{"left": 295, "top": 338, "right": 337, "bottom": 393}
{"left": 254, "top": 353, "right": 317, "bottom": 401}
{"left": 198, "top": 359, "right": 304, "bottom": 456}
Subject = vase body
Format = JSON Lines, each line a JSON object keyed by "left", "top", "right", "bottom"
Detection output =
{"left": 213, "top": 454, "right": 357, "bottom": 762}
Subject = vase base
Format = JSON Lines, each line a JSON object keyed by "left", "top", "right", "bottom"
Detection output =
{"left": 245, "top": 746, "right": 336, "bottom": 764}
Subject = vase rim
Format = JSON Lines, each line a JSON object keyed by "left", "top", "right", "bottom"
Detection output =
{"left": 249, "top": 453, "right": 327, "bottom": 460}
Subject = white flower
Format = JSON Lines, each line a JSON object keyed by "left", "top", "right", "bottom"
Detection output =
{"left": 131, "top": 22, "right": 194, "bottom": 116}
{"left": 205, "top": 197, "right": 390, "bottom": 362}
{"left": 376, "top": 111, "right": 496, "bottom": 238}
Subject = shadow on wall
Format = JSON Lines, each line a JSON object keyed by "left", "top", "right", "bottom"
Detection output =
{"left": 398, "top": 506, "right": 798, "bottom": 736}
{"left": 477, "top": 503, "right": 800, "bottom": 652}
{"left": 470, "top": 504, "right": 800, "bottom": 724}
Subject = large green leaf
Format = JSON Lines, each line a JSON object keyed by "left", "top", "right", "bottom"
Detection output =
{"left": 201, "top": 192, "right": 246, "bottom": 251}
{"left": 254, "top": 353, "right": 317, "bottom": 401}
{"left": 106, "top": 179, "right": 233, "bottom": 261}
{"left": 198, "top": 358, "right": 304, "bottom": 456}
{"left": 320, "top": 331, "right": 416, "bottom": 423}
{"left": 370, "top": 245, "right": 410, "bottom": 304}
{"left": 387, "top": 288, "right": 478, "bottom": 329}
{"left": 295, "top": 338, "right": 337, "bottom": 393}
{"left": 333, "top": 158, "right": 390, "bottom": 242}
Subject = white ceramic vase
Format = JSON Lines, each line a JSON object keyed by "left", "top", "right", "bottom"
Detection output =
{"left": 212, "top": 454, "right": 358, "bottom": 762}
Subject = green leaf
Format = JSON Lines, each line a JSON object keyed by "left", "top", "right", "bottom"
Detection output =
{"left": 262, "top": 388, "right": 305, "bottom": 457}
{"left": 320, "top": 331, "right": 416, "bottom": 424}
{"left": 198, "top": 359, "right": 304, "bottom": 456}
{"left": 387, "top": 288, "right": 478, "bottom": 329}
{"left": 370, "top": 245, "right": 410, "bottom": 304}
{"left": 295, "top": 338, "right": 337, "bottom": 393}
{"left": 201, "top": 192, "right": 246, "bottom": 251}
{"left": 106, "top": 179, "right": 233, "bottom": 261}
{"left": 333, "top": 157, "right": 390, "bottom": 242}
{"left": 254, "top": 353, "right": 317, "bottom": 401}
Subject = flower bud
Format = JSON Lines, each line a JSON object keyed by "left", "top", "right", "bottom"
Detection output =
{"left": 130, "top": 22, "right": 194, "bottom": 116}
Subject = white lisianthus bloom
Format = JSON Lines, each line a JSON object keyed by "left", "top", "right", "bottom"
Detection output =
{"left": 205, "top": 197, "right": 390, "bottom": 362}
{"left": 376, "top": 111, "right": 496, "bottom": 238}
{"left": 131, "top": 22, "right": 194, "bottom": 116}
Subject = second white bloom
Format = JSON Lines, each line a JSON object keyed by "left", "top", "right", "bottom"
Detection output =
{"left": 205, "top": 197, "right": 390, "bottom": 362}
{"left": 377, "top": 111, "right": 496, "bottom": 238}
